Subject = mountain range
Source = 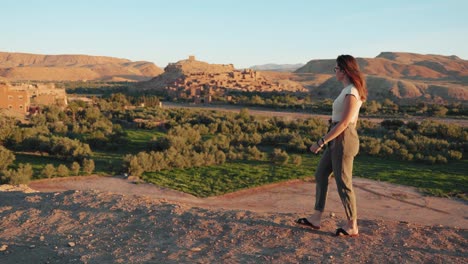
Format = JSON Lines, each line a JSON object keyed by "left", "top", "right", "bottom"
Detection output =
{"left": 294, "top": 52, "right": 468, "bottom": 103}
{"left": 0, "top": 51, "right": 466, "bottom": 102}
{"left": 0, "top": 52, "right": 163, "bottom": 82}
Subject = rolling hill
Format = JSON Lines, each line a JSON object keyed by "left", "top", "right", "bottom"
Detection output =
{"left": 0, "top": 52, "right": 163, "bottom": 82}
{"left": 295, "top": 52, "right": 468, "bottom": 102}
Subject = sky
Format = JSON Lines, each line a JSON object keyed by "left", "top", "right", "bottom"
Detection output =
{"left": 1, "top": 0, "right": 467, "bottom": 69}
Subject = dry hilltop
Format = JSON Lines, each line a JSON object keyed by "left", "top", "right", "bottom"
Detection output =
{"left": 295, "top": 52, "right": 468, "bottom": 103}
{"left": 0, "top": 177, "right": 466, "bottom": 263}
{"left": 0, "top": 52, "right": 163, "bottom": 82}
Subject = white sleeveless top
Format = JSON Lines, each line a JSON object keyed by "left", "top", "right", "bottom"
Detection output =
{"left": 331, "top": 84, "right": 362, "bottom": 123}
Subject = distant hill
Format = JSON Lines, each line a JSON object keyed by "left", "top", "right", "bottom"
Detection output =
{"left": 295, "top": 52, "right": 468, "bottom": 102}
{"left": 0, "top": 52, "right": 163, "bottom": 82}
{"left": 249, "top": 63, "right": 305, "bottom": 72}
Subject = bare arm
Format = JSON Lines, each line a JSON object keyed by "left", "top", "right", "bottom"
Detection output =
{"left": 310, "top": 94, "right": 359, "bottom": 153}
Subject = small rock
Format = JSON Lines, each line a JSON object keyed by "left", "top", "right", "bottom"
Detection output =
{"left": 190, "top": 247, "right": 202, "bottom": 252}
{"left": 330, "top": 212, "right": 335, "bottom": 217}
{"left": 68, "top": 242, "right": 76, "bottom": 247}
{"left": 0, "top": 245, "right": 8, "bottom": 251}
{"left": 29, "top": 245, "right": 36, "bottom": 249}
{"left": 329, "top": 255, "right": 334, "bottom": 259}
{"left": 40, "top": 236, "right": 45, "bottom": 241}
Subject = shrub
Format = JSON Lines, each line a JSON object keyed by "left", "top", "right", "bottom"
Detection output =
{"left": 0, "top": 146, "right": 15, "bottom": 171}
{"left": 407, "top": 121, "right": 419, "bottom": 130}
{"left": 381, "top": 119, "right": 405, "bottom": 130}
{"left": 1, "top": 163, "right": 33, "bottom": 185}
{"left": 41, "top": 164, "right": 56, "bottom": 178}
{"left": 70, "top": 162, "right": 81, "bottom": 175}
{"left": 245, "top": 146, "right": 264, "bottom": 161}
{"left": 359, "top": 136, "right": 381, "bottom": 155}
{"left": 56, "top": 164, "right": 70, "bottom": 177}
{"left": 82, "top": 158, "right": 95, "bottom": 175}
{"left": 424, "top": 156, "right": 437, "bottom": 165}
{"left": 128, "top": 156, "right": 144, "bottom": 177}
{"left": 215, "top": 150, "right": 226, "bottom": 165}
{"left": 269, "top": 148, "right": 289, "bottom": 165}
{"left": 447, "top": 150, "right": 463, "bottom": 160}
{"left": 435, "top": 155, "right": 448, "bottom": 164}
{"left": 380, "top": 145, "right": 394, "bottom": 156}
{"left": 291, "top": 155, "right": 302, "bottom": 166}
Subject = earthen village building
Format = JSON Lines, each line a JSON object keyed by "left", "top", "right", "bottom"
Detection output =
{"left": 0, "top": 82, "right": 67, "bottom": 116}
{"left": 139, "top": 56, "right": 306, "bottom": 103}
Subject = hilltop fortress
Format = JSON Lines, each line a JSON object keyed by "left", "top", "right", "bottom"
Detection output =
{"left": 139, "top": 56, "right": 306, "bottom": 103}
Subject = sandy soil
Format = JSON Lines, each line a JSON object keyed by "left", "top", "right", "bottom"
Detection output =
{"left": 0, "top": 176, "right": 466, "bottom": 263}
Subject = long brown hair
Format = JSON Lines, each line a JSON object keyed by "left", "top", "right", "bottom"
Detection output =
{"left": 337, "top": 55, "right": 367, "bottom": 101}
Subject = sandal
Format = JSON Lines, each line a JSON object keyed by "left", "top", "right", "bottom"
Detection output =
{"left": 295, "top": 218, "right": 320, "bottom": 230}
{"left": 335, "top": 227, "right": 359, "bottom": 237}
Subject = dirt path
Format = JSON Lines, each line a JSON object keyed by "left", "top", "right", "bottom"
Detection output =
{"left": 29, "top": 176, "right": 468, "bottom": 229}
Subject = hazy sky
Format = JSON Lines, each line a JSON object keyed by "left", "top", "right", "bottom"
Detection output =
{"left": 1, "top": 0, "right": 467, "bottom": 68}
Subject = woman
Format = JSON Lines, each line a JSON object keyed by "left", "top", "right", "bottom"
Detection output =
{"left": 296, "top": 55, "right": 367, "bottom": 237}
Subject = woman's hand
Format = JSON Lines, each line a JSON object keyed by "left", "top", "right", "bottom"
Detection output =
{"left": 310, "top": 143, "right": 323, "bottom": 154}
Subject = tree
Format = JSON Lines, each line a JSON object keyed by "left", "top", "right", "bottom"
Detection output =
{"left": 50, "top": 136, "right": 92, "bottom": 161}
{"left": 70, "top": 162, "right": 81, "bottom": 175}
{"left": 364, "top": 100, "right": 381, "bottom": 114}
{"left": 108, "top": 93, "right": 130, "bottom": 109}
{"left": 237, "top": 108, "right": 251, "bottom": 121}
{"left": 245, "top": 146, "right": 264, "bottom": 161}
{"left": 0, "top": 146, "right": 15, "bottom": 171}
{"left": 1, "top": 163, "right": 33, "bottom": 185}
{"left": 56, "top": 164, "right": 70, "bottom": 177}
{"left": 447, "top": 150, "right": 462, "bottom": 160}
{"left": 82, "top": 159, "right": 95, "bottom": 175}
{"left": 431, "top": 105, "right": 448, "bottom": 117}
{"left": 382, "top": 99, "right": 398, "bottom": 113}
{"left": 381, "top": 119, "right": 405, "bottom": 130}
{"left": 41, "top": 164, "right": 56, "bottom": 178}
{"left": 214, "top": 150, "right": 226, "bottom": 165}
{"left": 0, "top": 115, "right": 16, "bottom": 144}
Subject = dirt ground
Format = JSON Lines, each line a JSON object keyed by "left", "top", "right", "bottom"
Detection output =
{"left": 0, "top": 176, "right": 466, "bottom": 263}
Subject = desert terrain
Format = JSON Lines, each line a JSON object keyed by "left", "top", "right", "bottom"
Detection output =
{"left": 1, "top": 51, "right": 467, "bottom": 103}
{"left": 0, "top": 50, "right": 466, "bottom": 263}
{"left": 0, "top": 52, "right": 162, "bottom": 82}
{"left": 0, "top": 175, "right": 466, "bottom": 263}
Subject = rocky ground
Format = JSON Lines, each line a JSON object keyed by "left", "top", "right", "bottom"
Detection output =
{"left": 0, "top": 177, "right": 466, "bottom": 263}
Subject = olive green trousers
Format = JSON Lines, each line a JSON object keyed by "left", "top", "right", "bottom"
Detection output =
{"left": 314, "top": 124, "right": 359, "bottom": 221}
